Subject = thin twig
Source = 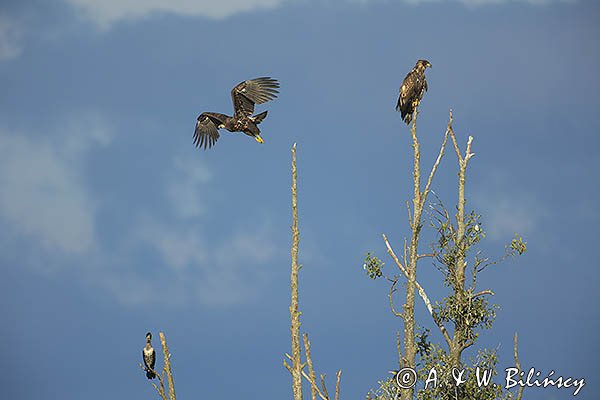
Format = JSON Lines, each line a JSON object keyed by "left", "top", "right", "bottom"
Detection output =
{"left": 321, "top": 374, "right": 330, "bottom": 400}
{"left": 139, "top": 363, "right": 168, "bottom": 400}
{"left": 383, "top": 234, "right": 452, "bottom": 346}
{"left": 448, "top": 111, "right": 462, "bottom": 163}
{"left": 389, "top": 279, "right": 404, "bottom": 318}
{"left": 303, "top": 334, "right": 318, "bottom": 400}
{"left": 300, "top": 370, "right": 329, "bottom": 400}
{"left": 417, "top": 253, "right": 435, "bottom": 259}
{"left": 420, "top": 114, "right": 451, "bottom": 209}
{"left": 472, "top": 290, "right": 494, "bottom": 299}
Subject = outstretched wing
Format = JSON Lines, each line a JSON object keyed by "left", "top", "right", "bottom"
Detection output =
{"left": 231, "top": 77, "right": 279, "bottom": 118}
{"left": 194, "top": 113, "right": 224, "bottom": 150}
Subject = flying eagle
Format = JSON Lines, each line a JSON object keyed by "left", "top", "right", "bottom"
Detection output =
{"left": 396, "top": 60, "right": 432, "bottom": 124}
{"left": 142, "top": 332, "right": 156, "bottom": 380}
{"left": 194, "top": 77, "right": 280, "bottom": 149}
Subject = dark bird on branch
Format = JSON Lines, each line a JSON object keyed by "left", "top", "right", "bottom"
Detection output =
{"left": 396, "top": 60, "right": 432, "bottom": 124}
{"left": 142, "top": 332, "right": 156, "bottom": 379}
{"left": 194, "top": 77, "right": 280, "bottom": 149}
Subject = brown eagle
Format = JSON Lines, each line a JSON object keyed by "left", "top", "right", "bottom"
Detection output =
{"left": 194, "top": 77, "right": 280, "bottom": 149}
{"left": 142, "top": 332, "right": 156, "bottom": 380}
{"left": 396, "top": 60, "right": 432, "bottom": 124}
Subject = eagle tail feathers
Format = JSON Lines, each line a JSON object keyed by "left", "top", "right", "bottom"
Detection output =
{"left": 253, "top": 110, "right": 268, "bottom": 124}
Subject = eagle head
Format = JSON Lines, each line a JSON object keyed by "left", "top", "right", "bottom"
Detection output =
{"left": 416, "top": 59, "right": 432, "bottom": 70}
{"left": 146, "top": 332, "right": 152, "bottom": 341}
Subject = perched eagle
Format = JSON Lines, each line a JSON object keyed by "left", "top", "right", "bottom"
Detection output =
{"left": 396, "top": 60, "right": 432, "bottom": 124}
{"left": 194, "top": 77, "right": 280, "bottom": 149}
{"left": 142, "top": 332, "right": 156, "bottom": 380}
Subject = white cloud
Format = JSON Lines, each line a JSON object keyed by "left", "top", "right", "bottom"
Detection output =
{"left": 474, "top": 191, "right": 546, "bottom": 240}
{"left": 394, "top": 0, "right": 572, "bottom": 4}
{"left": 63, "top": 0, "right": 282, "bottom": 30}
{"left": 133, "top": 219, "right": 209, "bottom": 271}
{"left": 0, "top": 125, "right": 279, "bottom": 307}
{"left": 0, "top": 113, "right": 113, "bottom": 255}
{"left": 215, "top": 230, "right": 278, "bottom": 267}
{"left": 0, "top": 15, "right": 23, "bottom": 61}
{"left": 62, "top": 0, "right": 573, "bottom": 31}
{"left": 112, "top": 153, "right": 280, "bottom": 306}
{"left": 119, "top": 219, "right": 279, "bottom": 306}
{"left": 166, "top": 157, "right": 212, "bottom": 219}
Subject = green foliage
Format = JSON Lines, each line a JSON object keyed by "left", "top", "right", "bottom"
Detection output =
{"left": 416, "top": 327, "right": 432, "bottom": 358}
{"left": 434, "top": 292, "right": 498, "bottom": 344}
{"left": 416, "top": 344, "right": 512, "bottom": 400}
{"left": 431, "top": 208, "right": 486, "bottom": 288}
{"left": 364, "top": 200, "right": 527, "bottom": 400}
{"left": 366, "top": 345, "right": 511, "bottom": 400}
{"left": 363, "top": 252, "right": 384, "bottom": 280}
{"left": 509, "top": 235, "right": 527, "bottom": 256}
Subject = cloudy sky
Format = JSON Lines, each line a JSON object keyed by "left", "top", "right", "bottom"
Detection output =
{"left": 1, "top": 0, "right": 598, "bottom": 399}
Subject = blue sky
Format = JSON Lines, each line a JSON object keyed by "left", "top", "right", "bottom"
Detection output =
{"left": 1, "top": 0, "right": 598, "bottom": 399}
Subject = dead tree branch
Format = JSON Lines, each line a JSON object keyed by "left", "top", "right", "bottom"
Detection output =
{"left": 159, "top": 332, "right": 176, "bottom": 400}
{"left": 289, "top": 143, "right": 303, "bottom": 400}
{"left": 383, "top": 234, "right": 452, "bottom": 347}
{"left": 514, "top": 333, "right": 525, "bottom": 400}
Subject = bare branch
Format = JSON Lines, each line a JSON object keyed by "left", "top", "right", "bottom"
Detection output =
{"left": 462, "top": 340, "right": 475, "bottom": 351}
{"left": 299, "top": 369, "right": 330, "bottom": 400}
{"left": 303, "top": 334, "right": 318, "bottom": 400}
{"left": 388, "top": 279, "right": 404, "bottom": 318}
{"left": 335, "top": 370, "right": 342, "bottom": 400}
{"left": 421, "top": 115, "right": 451, "bottom": 208}
{"left": 465, "top": 136, "right": 475, "bottom": 162}
{"left": 417, "top": 253, "right": 435, "bottom": 259}
{"left": 396, "top": 332, "right": 402, "bottom": 368}
{"left": 383, "top": 234, "right": 452, "bottom": 346}
{"left": 289, "top": 143, "right": 303, "bottom": 400}
{"left": 447, "top": 111, "right": 462, "bottom": 162}
{"left": 514, "top": 333, "right": 525, "bottom": 400}
{"left": 159, "top": 332, "right": 176, "bottom": 400}
{"left": 403, "top": 237, "right": 408, "bottom": 268}
{"left": 321, "top": 374, "right": 330, "bottom": 400}
{"left": 472, "top": 290, "right": 494, "bottom": 299}
{"left": 383, "top": 234, "right": 407, "bottom": 272}
{"left": 139, "top": 363, "right": 168, "bottom": 400}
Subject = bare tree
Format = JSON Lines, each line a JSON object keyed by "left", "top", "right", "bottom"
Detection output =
{"left": 284, "top": 143, "right": 342, "bottom": 400}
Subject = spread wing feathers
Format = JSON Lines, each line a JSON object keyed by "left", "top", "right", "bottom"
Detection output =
{"left": 231, "top": 77, "right": 280, "bottom": 118}
{"left": 396, "top": 69, "right": 428, "bottom": 124}
{"left": 194, "top": 112, "right": 225, "bottom": 150}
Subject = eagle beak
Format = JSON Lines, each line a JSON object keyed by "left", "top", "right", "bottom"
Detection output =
{"left": 255, "top": 135, "right": 264, "bottom": 144}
